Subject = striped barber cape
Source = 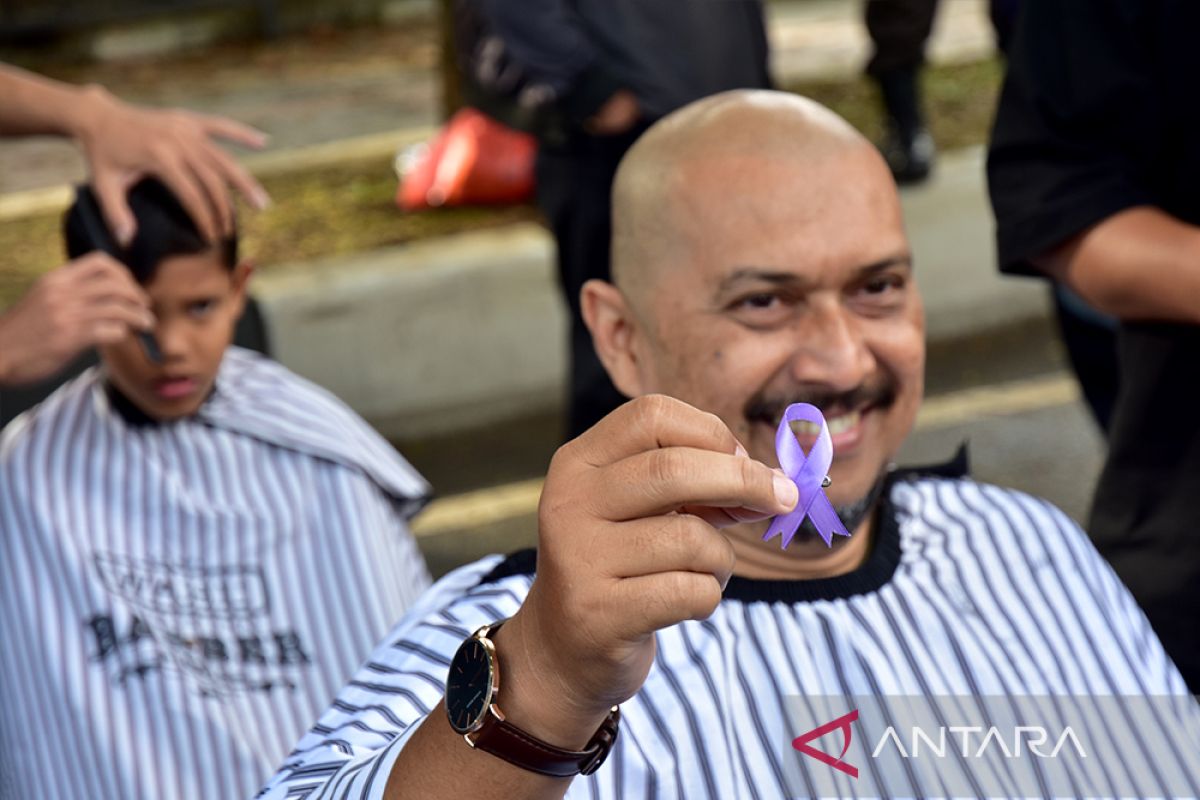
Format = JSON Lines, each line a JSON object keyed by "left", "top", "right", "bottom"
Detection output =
{"left": 259, "top": 460, "right": 1200, "bottom": 800}
{"left": 0, "top": 347, "right": 432, "bottom": 800}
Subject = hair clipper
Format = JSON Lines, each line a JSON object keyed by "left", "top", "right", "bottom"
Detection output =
{"left": 73, "top": 187, "right": 161, "bottom": 364}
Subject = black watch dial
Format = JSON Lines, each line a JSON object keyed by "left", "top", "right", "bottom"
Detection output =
{"left": 445, "top": 636, "right": 495, "bottom": 734}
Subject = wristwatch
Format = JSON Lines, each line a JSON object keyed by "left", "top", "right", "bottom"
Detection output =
{"left": 444, "top": 620, "right": 620, "bottom": 777}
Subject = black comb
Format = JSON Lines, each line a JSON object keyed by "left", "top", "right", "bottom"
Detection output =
{"left": 73, "top": 186, "right": 161, "bottom": 364}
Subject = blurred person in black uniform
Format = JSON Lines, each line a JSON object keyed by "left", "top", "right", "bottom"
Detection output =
{"left": 865, "top": 0, "right": 939, "bottom": 184}
{"left": 988, "top": 0, "right": 1200, "bottom": 689}
{"left": 986, "top": 0, "right": 1120, "bottom": 435}
{"left": 483, "top": 0, "right": 772, "bottom": 438}
{"left": 871, "top": 0, "right": 1120, "bottom": 430}
{"left": 865, "top": 0, "right": 1022, "bottom": 184}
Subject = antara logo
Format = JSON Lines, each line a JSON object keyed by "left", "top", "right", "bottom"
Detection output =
{"left": 792, "top": 709, "right": 860, "bottom": 778}
{"left": 793, "top": 709, "right": 1089, "bottom": 779}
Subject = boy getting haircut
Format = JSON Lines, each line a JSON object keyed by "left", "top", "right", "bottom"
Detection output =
{"left": 0, "top": 178, "right": 434, "bottom": 800}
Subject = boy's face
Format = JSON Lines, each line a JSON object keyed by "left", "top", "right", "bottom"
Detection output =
{"left": 99, "top": 250, "right": 250, "bottom": 421}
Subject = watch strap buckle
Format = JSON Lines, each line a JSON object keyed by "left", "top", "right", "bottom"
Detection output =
{"left": 579, "top": 707, "right": 620, "bottom": 776}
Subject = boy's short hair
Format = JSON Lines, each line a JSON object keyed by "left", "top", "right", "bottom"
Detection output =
{"left": 64, "top": 177, "right": 238, "bottom": 284}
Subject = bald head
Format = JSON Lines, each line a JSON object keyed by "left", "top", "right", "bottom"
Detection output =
{"left": 610, "top": 90, "right": 887, "bottom": 302}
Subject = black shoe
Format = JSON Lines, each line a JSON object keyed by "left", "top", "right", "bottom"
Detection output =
{"left": 881, "top": 126, "right": 935, "bottom": 185}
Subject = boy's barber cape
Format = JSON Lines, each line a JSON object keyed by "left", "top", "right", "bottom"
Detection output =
{"left": 195, "top": 348, "right": 430, "bottom": 511}
{"left": 0, "top": 346, "right": 431, "bottom": 800}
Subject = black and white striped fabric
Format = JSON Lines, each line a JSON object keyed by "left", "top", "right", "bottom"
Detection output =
{"left": 258, "top": 466, "right": 1200, "bottom": 799}
{"left": 0, "top": 347, "right": 432, "bottom": 800}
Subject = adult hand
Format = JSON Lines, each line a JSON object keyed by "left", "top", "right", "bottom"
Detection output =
{"left": 75, "top": 86, "right": 271, "bottom": 245}
{"left": 494, "top": 395, "right": 799, "bottom": 747}
{"left": 0, "top": 253, "right": 153, "bottom": 386}
{"left": 584, "top": 89, "right": 640, "bottom": 136}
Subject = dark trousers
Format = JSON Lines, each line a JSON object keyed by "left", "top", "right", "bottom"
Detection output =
{"left": 1052, "top": 284, "right": 1118, "bottom": 433}
{"left": 1089, "top": 323, "right": 1200, "bottom": 690}
{"left": 864, "top": 0, "right": 939, "bottom": 76}
{"left": 864, "top": 0, "right": 940, "bottom": 143}
{"left": 535, "top": 129, "right": 645, "bottom": 440}
{"left": 865, "top": 0, "right": 1023, "bottom": 70}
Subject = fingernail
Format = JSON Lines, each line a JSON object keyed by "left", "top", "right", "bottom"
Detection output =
{"left": 254, "top": 190, "right": 272, "bottom": 210}
{"left": 116, "top": 223, "right": 135, "bottom": 246}
{"left": 772, "top": 472, "right": 798, "bottom": 509}
{"left": 734, "top": 443, "right": 749, "bottom": 459}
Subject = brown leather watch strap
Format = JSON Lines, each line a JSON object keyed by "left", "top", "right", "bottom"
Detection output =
{"left": 469, "top": 705, "right": 621, "bottom": 778}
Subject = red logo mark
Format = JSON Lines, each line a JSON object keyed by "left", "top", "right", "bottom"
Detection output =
{"left": 792, "top": 709, "right": 860, "bottom": 778}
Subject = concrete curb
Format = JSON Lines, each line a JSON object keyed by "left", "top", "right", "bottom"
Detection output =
{"left": 254, "top": 223, "right": 565, "bottom": 440}
{"left": 253, "top": 146, "right": 1050, "bottom": 439}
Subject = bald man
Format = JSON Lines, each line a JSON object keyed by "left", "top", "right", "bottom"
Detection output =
{"left": 259, "top": 92, "right": 1200, "bottom": 800}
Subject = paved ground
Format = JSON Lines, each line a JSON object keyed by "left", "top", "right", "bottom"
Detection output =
{"left": 0, "top": 22, "right": 441, "bottom": 196}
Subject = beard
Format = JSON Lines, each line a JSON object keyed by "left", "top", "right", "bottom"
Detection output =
{"left": 783, "top": 467, "right": 889, "bottom": 547}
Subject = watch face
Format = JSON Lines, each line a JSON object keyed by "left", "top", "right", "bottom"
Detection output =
{"left": 445, "top": 637, "right": 495, "bottom": 734}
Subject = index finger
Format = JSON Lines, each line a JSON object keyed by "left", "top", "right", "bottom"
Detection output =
{"left": 572, "top": 394, "right": 743, "bottom": 468}
{"left": 594, "top": 446, "right": 793, "bottom": 523}
{"left": 202, "top": 141, "right": 271, "bottom": 210}
{"left": 194, "top": 112, "right": 269, "bottom": 149}
{"left": 184, "top": 151, "right": 235, "bottom": 236}
{"left": 80, "top": 268, "right": 151, "bottom": 307}
{"left": 72, "top": 253, "right": 146, "bottom": 296}
{"left": 161, "top": 159, "right": 221, "bottom": 241}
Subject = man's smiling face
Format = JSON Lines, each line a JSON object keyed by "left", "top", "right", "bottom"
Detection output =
{"left": 625, "top": 137, "right": 925, "bottom": 512}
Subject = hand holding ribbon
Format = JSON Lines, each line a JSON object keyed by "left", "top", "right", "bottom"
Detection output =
{"left": 762, "top": 403, "right": 851, "bottom": 548}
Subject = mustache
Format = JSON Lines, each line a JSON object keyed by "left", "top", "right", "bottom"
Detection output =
{"left": 743, "top": 374, "right": 900, "bottom": 427}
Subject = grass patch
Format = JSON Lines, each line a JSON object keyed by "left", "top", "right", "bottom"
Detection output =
{"left": 0, "top": 58, "right": 1002, "bottom": 310}
{"left": 784, "top": 57, "right": 1003, "bottom": 152}
{"left": 243, "top": 164, "right": 542, "bottom": 267}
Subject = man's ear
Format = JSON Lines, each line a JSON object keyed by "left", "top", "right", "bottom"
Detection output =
{"left": 580, "top": 278, "right": 647, "bottom": 398}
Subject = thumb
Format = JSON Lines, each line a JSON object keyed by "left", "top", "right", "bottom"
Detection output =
{"left": 94, "top": 175, "right": 137, "bottom": 247}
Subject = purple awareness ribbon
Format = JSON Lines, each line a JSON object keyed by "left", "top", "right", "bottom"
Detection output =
{"left": 762, "top": 403, "right": 851, "bottom": 549}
